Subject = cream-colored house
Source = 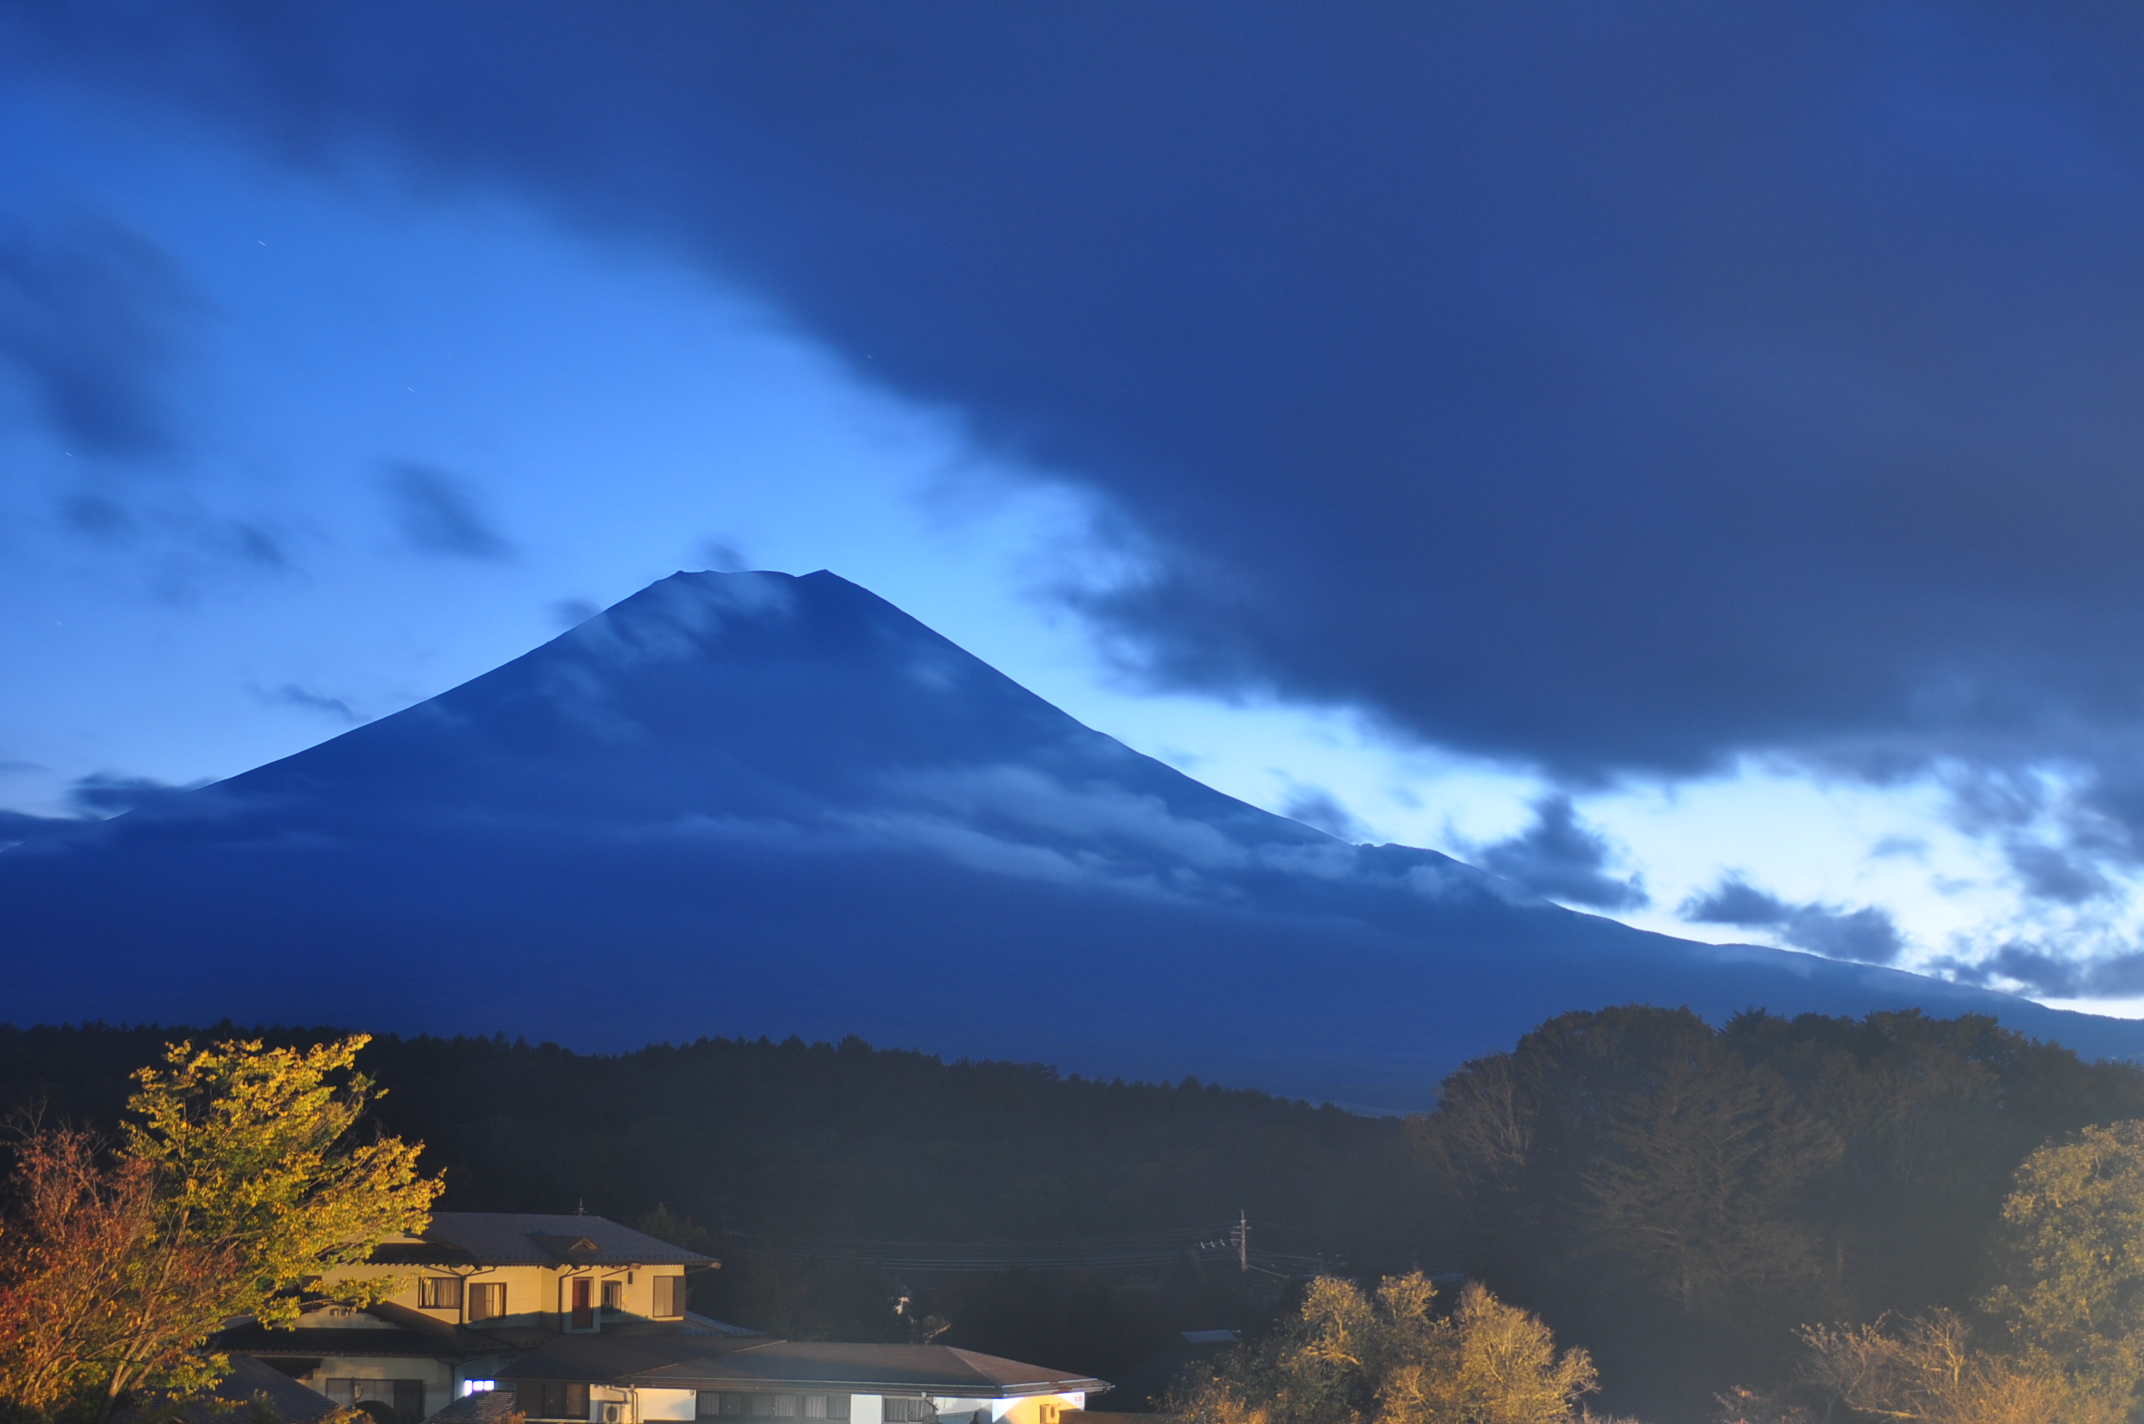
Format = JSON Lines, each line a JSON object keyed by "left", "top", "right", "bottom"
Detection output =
{"left": 217, "top": 1213, "right": 722, "bottom": 1422}
{"left": 218, "top": 1214, "right": 1108, "bottom": 1424}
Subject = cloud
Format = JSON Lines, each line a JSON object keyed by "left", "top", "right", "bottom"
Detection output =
{"left": 1942, "top": 942, "right": 2144, "bottom": 1000}
{"left": 67, "top": 772, "right": 199, "bottom": 816}
{"left": 381, "top": 462, "right": 514, "bottom": 560}
{"left": 0, "top": 210, "right": 193, "bottom": 458}
{"left": 550, "top": 597, "right": 601, "bottom": 627}
{"left": 2002, "top": 839, "right": 2113, "bottom": 905}
{"left": 256, "top": 683, "right": 363, "bottom": 724}
{"left": 34, "top": 7, "right": 2144, "bottom": 789}
{"left": 1474, "top": 795, "right": 1647, "bottom": 910}
{"left": 694, "top": 538, "right": 752, "bottom": 574}
{"left": 1682, "top": 876, "right": 1905, "bottom": 965}
{"left": 1281, "top": 785, "right": 1366, "bottom": 843}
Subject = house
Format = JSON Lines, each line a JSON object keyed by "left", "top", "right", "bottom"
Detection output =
{"left": 218, "top": 1212, "right": 721, "bottom": 1421}
{"left": 498, "top": 1333, "right": 1104, "bottom": 1424}
{"left": 217, "top": 1214, "right": 1107, "bottom": 1424}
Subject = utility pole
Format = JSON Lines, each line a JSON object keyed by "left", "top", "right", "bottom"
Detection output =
{"left": 1233, "top": 1210, "right": 1248, "bottom": 1274}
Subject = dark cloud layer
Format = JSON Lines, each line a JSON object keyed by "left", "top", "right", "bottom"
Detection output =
{"left": 20, "top": 4, "right": 2144, "bottom": 794}
{"left": 1477, "top": 796, "right": 1648, "bottom": 910}
{"left": 1683, "top": 876, "right": 1905, "bottom": 965}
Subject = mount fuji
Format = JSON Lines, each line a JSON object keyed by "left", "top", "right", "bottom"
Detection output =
{"left": 5, "top": 570, "right": 2141, "bottom": 1109}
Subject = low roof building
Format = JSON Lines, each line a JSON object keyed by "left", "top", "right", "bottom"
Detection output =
{"left": 221, "top": 1214, "right": 1105, "bottom": 1424}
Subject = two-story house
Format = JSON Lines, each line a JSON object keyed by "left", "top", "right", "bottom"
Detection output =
{"left": 216, "top": 1214, "right": 1107, "bottom": 1424}
{"left": 216, "top": 1212, "right": 723, "bottom": 1421}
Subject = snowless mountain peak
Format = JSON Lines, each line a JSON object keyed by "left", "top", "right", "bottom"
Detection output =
{"left": 4, "top": 570, "right": 2141, "bottom": 1109}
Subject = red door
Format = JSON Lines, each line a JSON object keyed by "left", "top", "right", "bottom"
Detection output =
{"left": 570, "top": 1277, "right": 593, "bottom": 1330}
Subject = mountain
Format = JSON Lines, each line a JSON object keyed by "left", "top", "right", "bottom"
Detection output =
{"left": 5, "top": 570, "right": 2142, "bottom": 1110}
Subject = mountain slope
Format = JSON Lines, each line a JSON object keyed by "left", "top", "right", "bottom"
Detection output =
{"left": 5, "top": 570, "right": 2140, "bottom": 1109}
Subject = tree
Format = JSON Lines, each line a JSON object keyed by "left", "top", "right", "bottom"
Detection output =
{"left": 1797, "top": 1310, "right": 2109, "bottom": 1424}
{"left": 0, "top": 1035, "right": 444, "bottom": 1422}
{"left": 122, "top": 1034, "right": 442, "bottom": 1332}
{"left": 1173, "top": 1273, "right": 1598, "bottom": 1424}
{"left": 1582, "top": 1050, "right": 1840, "bottom": 1328}
{"left": 0, "top": 1128, "right": 234, "bottom": 1417}
{"left": 1983, "top": 1120, "right": 2144, "bottom": 1415}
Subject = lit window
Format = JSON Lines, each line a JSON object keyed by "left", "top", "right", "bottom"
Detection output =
{"left": 461, "top": 1382, "right": 497, "bottom": 1398}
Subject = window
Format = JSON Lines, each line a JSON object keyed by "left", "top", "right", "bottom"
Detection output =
{"left": 653, "top": 1275, "right": 685, "bottom": 1317}
{"left": 802, "top": 1398, "right": 849, "bottom": 1420}
{"left": 419, "top": 1277, "right": 463, "bottom": 1311}
{"left": 468, "top": 1282, "right": 507, "bottom": 1321}
{"left": 518, "top": 1382, "right": 591, "bottom": 1420}
{"left": 749, "top": 1397, "right": 799, "bottom": 1418}
{"left": 325, "top": 1379, "right": 427, "bottom": 1424}
{"left": 884, "top": 1402, "right": 934, "bottom": 1423}
{"left": 601, "top": 1280, "right": 624, "bottom": 1312}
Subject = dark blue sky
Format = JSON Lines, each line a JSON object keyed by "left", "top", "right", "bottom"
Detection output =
{"left": 8, "top": 3, "right": 2144, "bottom": 1003}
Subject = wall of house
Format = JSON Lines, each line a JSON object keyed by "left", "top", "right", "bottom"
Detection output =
{"left": 929, "top": 1396, "right": 1085, "bottom": 1424}
{"left": 287, "top": 1352, "right": 458, "bottom": 1413}
{"left": 638, "top": 1389, "right": 698, "bottom": 1420}
{"left": 619, "top": 1392, "right": 1085, "bottom": 1424}
{"left": 316, "top": 1259, "right": 691, "bottom": 1331}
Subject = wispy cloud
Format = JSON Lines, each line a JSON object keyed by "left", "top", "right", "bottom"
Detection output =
{"left": 1282, "top": 784, "right": 1367, "bottom": 843}
{"left": 67, "top": 771, "right": 199, "bottom": 816}
{"left": 1474, "top": 796, "right": 1647, "bottom": 911}
{"left": 381, "top": 462, "right": 515, "bottom": 560}
{"left": 254, "top": 683, "right": 364, "bottom": 724}
{"left": 0, "top": 210, "right": 194, "bottom": 459}
{"left": 1681, "top": 875, "right": 1904, "bottom": 965}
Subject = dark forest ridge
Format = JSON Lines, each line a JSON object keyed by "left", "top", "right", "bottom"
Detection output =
{"left": 5, "top": 571, "right": 2143, "bottom": 1109}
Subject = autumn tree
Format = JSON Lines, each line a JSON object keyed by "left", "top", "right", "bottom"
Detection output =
{"left": 1173, "top": 1272, "right": 1598, "bottom": 1424}
{"left": 0, "top": 1128, "right": 234, "bottom": 1418}
{"left": 1982, "top": 1120, "right": 2144, "bottom": 1415}
{"left": 0, "top": 1035, "right": 443, "bottom": 1422}
{"left": 1797, "top": 1310, "right": 2110, "bottom": 1424}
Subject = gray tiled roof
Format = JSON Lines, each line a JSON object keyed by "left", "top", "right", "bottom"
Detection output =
{"left": 372, "top": 1213, "right": 717, "bottom": 1267}
{"left": 500, "top": 1335, "right": 1106, "bottom": 1397}
{"left": 426, "top": 1390, "right": 524, "bottom": 1424}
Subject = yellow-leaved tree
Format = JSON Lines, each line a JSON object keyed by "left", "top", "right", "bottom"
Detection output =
{"left": 1982, "top": 1120, "right": 2144, "bottom": 1415}
{"left": 0, "top": 1034, "right": 443, "bottom": 1423}
{"left": 1172, "top": 1272, "right": 1604, "bottom": 1424}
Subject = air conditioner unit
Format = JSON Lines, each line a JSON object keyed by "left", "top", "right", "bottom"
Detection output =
{"left": 600, "top": 1403, "right": 629, "bottom": 1424}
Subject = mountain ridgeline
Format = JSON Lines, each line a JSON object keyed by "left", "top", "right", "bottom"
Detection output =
{"left": 3, "top": 569, "right": 2142, "bottom": 1111}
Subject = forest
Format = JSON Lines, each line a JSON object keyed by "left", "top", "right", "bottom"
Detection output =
{"left": 2, "top": 1007, "right": 2140, "bottom": 1424}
